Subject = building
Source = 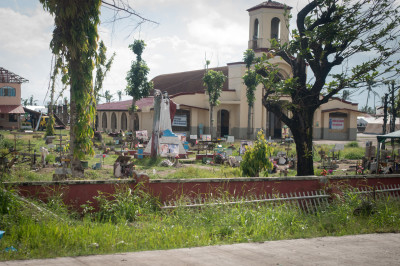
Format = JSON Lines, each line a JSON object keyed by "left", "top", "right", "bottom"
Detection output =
{"left": 0, "top": 67, "right": 28, "bottom": 129}
{"left": 97, "top": 1, "right": 359, "bottom": 141}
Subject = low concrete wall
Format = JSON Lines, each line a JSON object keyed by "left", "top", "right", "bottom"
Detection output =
{"left": 5, "top": 175, "right": 400, "bottom": 212}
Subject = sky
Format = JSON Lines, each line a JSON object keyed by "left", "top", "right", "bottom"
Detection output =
{"left": 0, "top": 0, "right": 397, "bottom": 107}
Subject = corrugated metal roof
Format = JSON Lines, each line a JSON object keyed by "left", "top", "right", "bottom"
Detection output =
{"left": 377, "top": 130, "right": 400, "bottom": 142}
{"left": 0, "top": 105, "right": 25, "bottom": 114}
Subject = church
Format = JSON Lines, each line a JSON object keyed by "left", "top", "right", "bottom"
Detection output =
{"left": 97, "top": 0, "right": 359, "bottom": 141}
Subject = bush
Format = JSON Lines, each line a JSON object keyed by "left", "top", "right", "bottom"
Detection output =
{"left": 342, "top": 147, "right": 364, "bottom": 160}
{"left": 345, "top": 141, "right": 359, "bottom": 148}
{"left": 45, "top": 154, "right": 56, "bottom": 164}
{"left": 240, "top": 130, "right": 273, "bottom": 177}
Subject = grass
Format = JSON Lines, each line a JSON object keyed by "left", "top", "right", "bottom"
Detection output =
{"left": 0, "top": 186, "right": 399, "bottom": 260}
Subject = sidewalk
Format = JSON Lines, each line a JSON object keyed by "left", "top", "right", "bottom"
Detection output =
{"left": 1, "top": 233, "right": 399, "bottom": 265}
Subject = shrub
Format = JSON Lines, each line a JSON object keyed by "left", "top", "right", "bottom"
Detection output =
{"left": 45, "top": 154, "right": 56, "bottom": 164}
{"left": 345, "top": 141, "right": 359, "bottom": 148}
{"left": 342, "top": 147, "right": 364, "bottom": 160}
{"left": 240, "top": 130, "right": 273, "bottom": 177}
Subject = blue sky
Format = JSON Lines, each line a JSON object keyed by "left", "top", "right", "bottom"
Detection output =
{"left": 0, "top": 0, "right": 396, "bottom": 107}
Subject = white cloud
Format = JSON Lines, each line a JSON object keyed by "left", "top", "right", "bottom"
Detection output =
{"left": 0, "top": 7, "right": 53, "bottom": 58}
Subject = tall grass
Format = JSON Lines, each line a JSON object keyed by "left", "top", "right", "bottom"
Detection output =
{"left": 1, "top": 186, "right": 400, "bottom": 261}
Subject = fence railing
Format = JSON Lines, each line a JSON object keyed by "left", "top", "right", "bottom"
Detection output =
{"left": 161, "top": 184, "right": 400, "bottom": 212}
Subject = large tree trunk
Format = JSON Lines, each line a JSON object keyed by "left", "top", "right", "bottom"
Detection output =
{"left": 69, "top": 97, "right": 84, "bottom": 177}
{"left": 290, "top": 110, "right": 315, "bottom": 176}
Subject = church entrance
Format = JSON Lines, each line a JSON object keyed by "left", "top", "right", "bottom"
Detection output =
{"left": 268, "top": 111, "right": 282, "bottom": 139}
{"left": 217, "top": 109, "right": 229, "bottom": 137}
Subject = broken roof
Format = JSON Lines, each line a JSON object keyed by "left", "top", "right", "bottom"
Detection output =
{"left": 0, "top": 67, "right": 28, "bottom": 84}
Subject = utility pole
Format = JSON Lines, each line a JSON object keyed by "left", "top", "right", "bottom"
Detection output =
{"left": 382, "top": 93, "right": 388, "bottom": 149}
{"left": 391, "top": 81, "right": 396, "bottom": 133}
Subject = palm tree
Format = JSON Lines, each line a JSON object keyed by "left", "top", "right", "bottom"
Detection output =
{"left": 103, "top": 90, "right": 113, "bottom": 103}
{"left": 117, "top": 90, "right": 122, "bottom": 101}
{"left": 341, "top": 90, "right": 352, "bottom": 101}
{"left": 361, "top": 78, "right": 379, "bottom": 113}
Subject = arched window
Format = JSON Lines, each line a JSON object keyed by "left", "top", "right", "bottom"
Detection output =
{"left": 121, "top": 112, "right": 127, "bottom": 131}
{"left": 0, "top": 86, "right": 16, "bottom": 97}
{"left": 271, "top": 17, "right": 281, "bottom": 40}
{"left": 253, "top": 19, "right": 259, "bottom": 39}
{"left": 111, "top": 112, "right": 117, "bottom": 131}
{"left": 134, "top": 113, "right": 139, "bottom": 131}
{"left": 102, "top": 113, "right": 107, "bottom": 130}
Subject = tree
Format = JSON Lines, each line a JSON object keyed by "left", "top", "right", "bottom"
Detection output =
{"left": 103, "top": 90, "right": 114, "bottom": 103}
{"left": 126, "top": 39, "right": 153, "bottom": 130}
{"left": 341, "top": 90, "right": 352, "bottom": 101}
{"left": 203, "top": 61, "right": 227, "bottom": 139}
{"left": 46, "top": 55, "right": 62, "bottom": 137}
{"left": 242, "top": 49, "right": 260, "bottom": 139}
{"left": 117, "top": 90, "right": 123, "bottom": 101}
{"left": 240, "top": 130, "right": 273, "bottom": 177}
{"left": 359, "top": 76, "right": 379, "bottom": 113}
{"left": 94, "top": 41, "right": 116, "bottom": 107}
{"left": 40, "top": 0, "right": 157, "bottom": 176}
{"left": 256, "top": 0, "right": 400, "bottom": 176}
{"left": 41, "top": 0, "right": 102, "bottom": 176}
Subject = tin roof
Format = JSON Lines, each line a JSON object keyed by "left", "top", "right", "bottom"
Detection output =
{"left": 0, "top": 105, "right": 25, "bottom": 114}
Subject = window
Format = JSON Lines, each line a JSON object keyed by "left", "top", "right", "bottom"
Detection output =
{"left": 271, "top": 17, "right": 281, "bottom": 40}
{"left": 253, "top": 19, "right": 259, "bottom": 39}
{"left": 9, "top": 114, "right": 18, "bottom": 122}
{"left": 0, "top": 86, "right": 16, "bottom": 97}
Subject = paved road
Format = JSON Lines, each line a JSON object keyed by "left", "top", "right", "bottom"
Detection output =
{"left": 1, "top": 233, "right": 399, "bottom": 266}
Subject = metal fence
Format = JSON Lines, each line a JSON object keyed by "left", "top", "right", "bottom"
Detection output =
{"left": 161, "top": 184, "right": 400, "bottom": 212}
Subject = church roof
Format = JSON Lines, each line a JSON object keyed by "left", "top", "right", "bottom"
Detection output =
{"left": 151, "top": 66, "right": 229, "bottom": 97}
{"left": 97, "top": 97, "right": 154, "bottom": 111}
{"left": 247, "top": 1, "right": 292, "bottom": 12}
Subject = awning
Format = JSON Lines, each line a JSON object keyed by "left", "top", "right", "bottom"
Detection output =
{"left": 377, "top": 130, "right": 400, "bottom": 143}
{"left": 0, "top": 105, "right": 25, "bottom": 114}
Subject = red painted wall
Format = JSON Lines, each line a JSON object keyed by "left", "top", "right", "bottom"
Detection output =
{"left": 7, "top": 175, "right": 400, "bottom": 212}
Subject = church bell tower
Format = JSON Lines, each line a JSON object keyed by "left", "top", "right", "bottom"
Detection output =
{"left": 247, "top": 0, "right": 291, "bottom": 53}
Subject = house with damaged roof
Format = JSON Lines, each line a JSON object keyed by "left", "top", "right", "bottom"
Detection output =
{"left": 0, "top": 67, "right": 28, "bottom": 129}
{"left": 97, "top": 1, "right": 359, "bottom": 141}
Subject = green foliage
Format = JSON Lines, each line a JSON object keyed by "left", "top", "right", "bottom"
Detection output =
{"left": 86, "top": 186, "right": 158, "bottom": 223}
{"left": 94, "top": 40, "right": 116, "bottom": 106}
{"left": 240, "top": 130, "right": 273, "bottom": 177}
{"left": 45, "top": 115, "right": 55, "bottom": 137}
{"left": 126, "top": 39, "right": 153, "bottom": 111}
{"left": 40, "top": 0, "right": 102, "bottom": 160}
{"left": 255, "top": 0, "right": 400, "bottom": 176}
{"left": 2, "top": 187, "right": 400, "bottom": 260}
{"left": 45, "top": 154, "right": 56, "bottom": 164}
{"left": 243, "top": 49, "right": 255, "bottom": 69}
{"left": 203, "top": 69, "right": 226, "bottom": 107}
{"left": 345, "top": 141, "right": 359, "bottom": 148}
{"left": 341, "top": 147, "right": 364, "bottom": 160}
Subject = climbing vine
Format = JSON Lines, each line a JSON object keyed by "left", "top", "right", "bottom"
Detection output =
{"left": 40, "top": 0, "right": 101, "bottom": 161}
